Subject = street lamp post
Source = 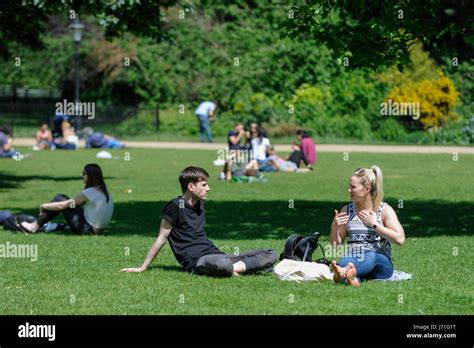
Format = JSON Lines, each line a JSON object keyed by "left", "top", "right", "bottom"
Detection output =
{"left": 69, "top": 16, "right": 84, "bottom": 136}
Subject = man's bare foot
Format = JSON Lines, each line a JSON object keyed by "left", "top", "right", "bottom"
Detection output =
{"left": 232, "top": 272, "right": 240, "bottom": 277}
{"left": 20, "top": 221, "right": 39, "bottom": 233}
{"left": 345, "top": 262, "right": 360, "bottom": 287}
{"left": 331, "top": 260, "right": 346, "bottom": 283}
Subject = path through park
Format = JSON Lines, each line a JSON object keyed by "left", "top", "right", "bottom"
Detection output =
{"left": 14, "top": 138, "right": 474, "bottom": 154}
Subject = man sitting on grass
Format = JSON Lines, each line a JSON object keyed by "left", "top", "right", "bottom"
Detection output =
{"left": 120, "top": 166, "right": 277, "bottom": 277}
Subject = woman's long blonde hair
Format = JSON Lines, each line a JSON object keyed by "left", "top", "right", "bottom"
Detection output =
{"left": 353, "top": 165, "right": 384, "bottom": 210}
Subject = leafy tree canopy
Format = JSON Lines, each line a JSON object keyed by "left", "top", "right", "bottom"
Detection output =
{"left": 0, "top": 0, "right": 177, "bottom": 58}
{"left": 284, "top": 0, "right": 473, "bottom": 70}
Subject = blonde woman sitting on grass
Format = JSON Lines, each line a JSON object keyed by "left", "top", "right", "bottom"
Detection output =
{"left": 329, "top": 166, "right": 405, "bottom": 287}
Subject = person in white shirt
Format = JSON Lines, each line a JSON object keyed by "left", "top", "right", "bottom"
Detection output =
{"left": 20, "top": 163, "right": 114, "bottom": 235}
{"left": 195, "top": 101, "right": 217, "bottom": 143}
{"left": 251, "top": 128, "right": 271, "bottom": 164}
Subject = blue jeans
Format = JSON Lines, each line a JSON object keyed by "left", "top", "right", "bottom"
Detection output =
{"left": 338, "top": 250, "right": 393, "bottom": 282}
{"left": 257, "top": 159, "right": 276, "bottom": 172}
{"left": 0, "top": 150, "right": 16, "bottom": 158}
{"left": 105, "top": 139, "right": 124, "bottom": 149}
{"left": 197, "top": 114, "right": 212, "bottom": 142}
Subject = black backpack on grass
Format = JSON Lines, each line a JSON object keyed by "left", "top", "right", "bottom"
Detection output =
{"left": 279, "top": 232, "right": 330, "bottom": 266}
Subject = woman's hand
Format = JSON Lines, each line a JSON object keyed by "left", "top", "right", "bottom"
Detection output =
{"left": 39, "top": 204, "right": 46, "bottom": 214}
{"left": 358, "top": 210, "right": 376, "bottom": 227}
{"left": 334, "top": 210, "right": 349, "bottom": 229}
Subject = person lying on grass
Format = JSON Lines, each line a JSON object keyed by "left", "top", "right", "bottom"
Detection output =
{"left": 120, "top": 166, "right": 277, "bottom": 277}
{"left": 20, "top": 163, "right": 114, "bottom": 235}
{"left": 222, "top": 150, "right": 261, "bottom": 181}
{"left": 264, "top": 146, "right": 311, "bottom": 173}
{"left": 0, "top": 125, "right": 16, "bottom": 158}
{"left": 329, "top": 165, "right": 405, "bottom": 287}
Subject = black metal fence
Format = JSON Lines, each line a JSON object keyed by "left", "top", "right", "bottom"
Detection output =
{"left": 0, "top": 100, "right": 160, "bottom": 133}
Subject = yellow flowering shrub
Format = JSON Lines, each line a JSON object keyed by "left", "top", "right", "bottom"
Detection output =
{"left": 388, "top": 75, "right": 459, "bottom": 129}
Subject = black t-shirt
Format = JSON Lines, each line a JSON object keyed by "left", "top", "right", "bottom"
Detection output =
{"left": 228, "top": 130, "right": 244, "bottom": 150}
{"left": 162, "top": 196, "right": 223, "bottom": 272}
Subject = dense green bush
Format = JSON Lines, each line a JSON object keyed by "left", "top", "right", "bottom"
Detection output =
{"left": 116, "top": 110, "right": 156, "bottom": 136}
{"left": 433, "top": 121, "right": 472, "bottom": 145}
{"left": 339, "top": 114, "right": 373, "bottom": 140}
{"left": 397, "top": 131, "right": 435, "bottom": 145}
{"left": 288, "top": 84, "right": 329, "bottom": 129}
{"left": 232, "top": 92, "right": 285, "bottom": 125}
{"left": 376, "top": 118, "right": 407, "bottom": 141}
{"left": 327, "top": 70, "right": 384, "bottom": 123}
{"left": 262, "top": 121, "right": 299, "bottom": 137}
{"left": 279, "top": 72, "right": 385, "bottom": 140}
{"left": 446, "top": 61, "right": 474, "bottom": 121}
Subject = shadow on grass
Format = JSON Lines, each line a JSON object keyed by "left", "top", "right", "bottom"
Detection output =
{"left": 107, "top": 200, "right": 473, "bottom": 239}
{"left": 0, "top": 173, "right": 83, "bottom": 190}
{"left": 5, "top": 199, "right": 471, "bottom": 239}
{"left": 0, "top": 173, "right": 116, "bottom": 190}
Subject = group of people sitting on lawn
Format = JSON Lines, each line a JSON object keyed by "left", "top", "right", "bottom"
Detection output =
{"left": 220, "top": 122, "right": 317, "bottom": 182}
{"left": 34, "top": 118, "right": 79, "bottom": 150}
{"left": 0, "top": 120, "right": 126, "bottom": 159}
{"left": 32, "top": 114, "right": 126, "bottom": 151}
{"left": 5, "top": 162, "right": 405, "bottom": 286}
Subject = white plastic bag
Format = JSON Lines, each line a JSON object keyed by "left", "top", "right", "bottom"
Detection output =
{"left": 273, "top": 259, "right": 333, "bottom": 283}
{"left": 96, "top": 151, "right": 113, "bottom": 159}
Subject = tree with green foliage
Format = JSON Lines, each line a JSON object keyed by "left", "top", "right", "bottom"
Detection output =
{"left": 0, "top": 0, "right": 177, "bottom": 59}
{"left": 284, "top": 0, "right": 473, "bottom": 70}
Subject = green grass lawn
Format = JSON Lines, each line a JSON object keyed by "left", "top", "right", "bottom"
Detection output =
{"left": 0, "top": 147, "right": 473, "bottom": 315}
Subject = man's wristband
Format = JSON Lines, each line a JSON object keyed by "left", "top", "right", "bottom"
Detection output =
{"left": 373, "top": 224, "right": 378, "bottom": 230}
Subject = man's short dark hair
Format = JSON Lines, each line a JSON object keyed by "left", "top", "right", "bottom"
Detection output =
{"left": 179, "top": 166, "right": 210, "bottom": 193}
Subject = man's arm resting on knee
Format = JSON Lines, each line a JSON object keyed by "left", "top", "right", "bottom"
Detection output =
{"left": 120, "top": 218, "right": 173, "bottom": 273}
